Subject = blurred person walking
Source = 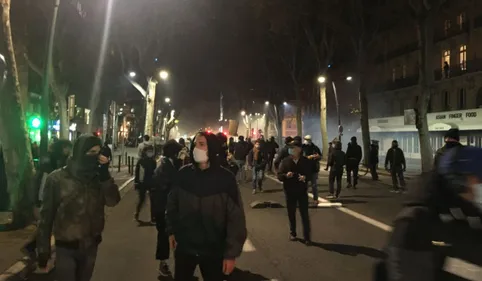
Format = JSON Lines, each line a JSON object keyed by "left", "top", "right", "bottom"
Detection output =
{"left": 385, "top": 140, "right": 407, "bottom": 193}
{"left": 345, "top": 136, "right": 362, "bottom": 189}
{"left": 248, "top": 140, "right": 267, "bottom": 194}
{"left": 327, "top": 142, "right": 346, "bottom": 199}
{"left": 134, "top": 144, "right": 157, "bottom": 223}
{"left": 302, "top": 135, "right": 322, "bottom": 204}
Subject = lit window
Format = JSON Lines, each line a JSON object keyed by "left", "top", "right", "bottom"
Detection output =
{"left": 442, "top": 50, "right": 450, "bottom": 69}
{"left": 392, "top": 68, "right": 396, "bottom": 82}
{"left": 459, "top": 45, "right": 467, "bottom": 71}
{"left": 457, "top": 13, "right": 466, "bottom": 29}
{"left": 402, "top": 64, "right": 407, "bottom": 78}
{"left": 444, "top": 19, "right": 451, "bottom": 34}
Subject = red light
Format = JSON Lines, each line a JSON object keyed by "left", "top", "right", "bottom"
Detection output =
{"left": 223, "top": 132, "right": 227, "bottom": 135}
{"left": 207, "top": 130, "right": 211, "bottom": 134}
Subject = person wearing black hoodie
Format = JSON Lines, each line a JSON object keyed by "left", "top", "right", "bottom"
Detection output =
{"left": 345, "top": 136, "right": 362, "bottom": 189}
{"left": 385, "top": 140, "right": 407, "bottom": 193}
{"left": 134, "top": 144, "right": 157, "bottom": 223}
{"left": 274, "top": 136, "right": 294, "bottom": 171}
{"left": 37, "top": 135, "right": 120, "bottom": 281}
{"left": 167, "top": 132, "right": 247, "bottom": 281}
{"left": 433, "top": 128, "right": 463, "bottom": 169}
{"left": 152, "top": 139, "right": 182, "bottom": 277}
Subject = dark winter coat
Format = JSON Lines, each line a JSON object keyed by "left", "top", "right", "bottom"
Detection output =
{"left": 385, "top": 147, "right": 406, "bottom": 169}
{"left": 345, "top": 141, "right": 362, "bottom": 166}
{"left": 328, "top": 149, "right": 346, "bottom": 172}
{"left": 134, "top": 157, "right": 157, "bottom": 189}
{"left": 247, "top": 149, "right": 267, "bottom": 171}
{"left": 233, "top": 141, "right": 249, "bottom": 161}
{"left": 433, "top": 142, "right": 463, "bottom": 169}
{"left": 152, "top": 156, "right": 180, "bottom": 216}
{"left": 277, "top": 156, "right": 311, "bottom": 194}
{"left": 302, "top": 143, "right": 322, "bottom": 173}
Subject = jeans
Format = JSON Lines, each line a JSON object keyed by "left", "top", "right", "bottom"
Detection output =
{"left": 285, "top": 191, "right": 311, "bottom": 241}
{"left": 136, "top": 186, "right": 154, "bottom": 221}
{"left": 346, "top": 161, "right": 359, "bottom": 186}
{"left": 329, "top": 170, "right": 343, "bottom": 197}
{"left": 234, "top": 160, "right": 246, "bottom": 181}
{"left": 174, "top": 250, "right": 225, "bottom": 281}
{"left": 155, "top": 214, "right": 170, "bottom": 260}
{"left": 309, "top": 173, "right": 319, "bottom": 201}
{"left": 252, "top": 168, "right": 264, "bottom": 190}
{"left": 55, "top": 244, "right": 98, "bottom": 281}
{"left": 390, "top": 167, "right": 406, "bottom": 189}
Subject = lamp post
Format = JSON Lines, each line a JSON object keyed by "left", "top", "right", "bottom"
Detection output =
{"left": 317, "top": 76, "right": 329, "bottom": 160}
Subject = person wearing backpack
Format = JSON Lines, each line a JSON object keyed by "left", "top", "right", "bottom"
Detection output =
{"left": 134, "top": 145, "right": 157, "bottom": 223}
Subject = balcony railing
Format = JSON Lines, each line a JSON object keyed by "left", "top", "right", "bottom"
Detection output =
{"left": 434, "top": 58, "right": 482, "bottom": 81}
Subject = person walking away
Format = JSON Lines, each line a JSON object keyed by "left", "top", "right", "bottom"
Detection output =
{"left": 134, "top": 144, "right": 157, "bottom": 223}
{"left": 327, "top": 142, "right": 346, "bottom": 199}
{"left": 152, "top": 139, "right": 182, "bottom": 277}
{"left": 274, "top": 136, "right": 294, "bottom": 172}
{"left": 277, "top": 140, "right": 312, "bottom": 246}
{"left": 246, "top": 137, "right": 254, "bottom": 152}
{"left": 302, "top": 135, "right": 322, "bottom": 204}
{"left": 265, "top": 136, "right": 279, "bottom": 174}
{"left": 345, "top": 136, "right": 362, "bottom": 189}
{"left": 433, "top": 128, "right": 463, "bottom": 169}
{"left": 369, "top": 140, "right": 379, "bottom": 181}
{"left": 178, "top": 138, "right": 190, "bottom": 166}
{"left": 233, "top": 136, "right": 249, "bottom": 183}
{"left": 248, "top": 140, "right": 267, "bottom": 194}
{"left": 385, "top": 140, "right": 407, "bottom": 193}
{"left": 138, "top": 135, "right": 153, "bottom": 158}
{"left": 324, "top": 142, "right": 335, "bottom": 171}
{"left": 167, "top": 132, "right": 247, "bottom": 281}
{"left": 37, "top": 135, "right": 121, "bottom": 281}
{"left": 381, "top": 146, "right": 482, "bottom": 281}
{"left": 23, "top": 140, "right": 72, "bottom": 258}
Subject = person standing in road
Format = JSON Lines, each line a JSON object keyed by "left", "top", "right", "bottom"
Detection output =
{"left": 327, "top": 142, "right": 346, "bottom": 199}
{"left": 265, "top": 136, "right": 279, "bottom": 173}
{"left": 167, "top": 132, "right": 247, "bottom": 281}
{"left": 274, "top": 136, "right": 294, "bottom": 171}
{"left": 138, "top": 135, "right": 153, "bottom": 158}
{"left": 233, "top": 136, "right": 249, "bottom": 182}
{"left": 302, "top": 135, "right": 322, "bottom": 204}
{"left": 345, "top": 136, "right": 362, "bottom": 189}
{"left": 433, "top": 128, "right": 463, "bottom": 169}
{"left": 152, "top": 139, "right": 182, "bottom": 278}
{"left": 248, "top": 140, "right": 267, "bottom": 194}
{"left": 37, "top": 135, "right": 121, "bottom": 281}
{"left": 278, "top": 140, "right": 312, "bottom": 246}
{"left": 134, "top": 144, "right": 157, "bottom": 223}
{"left": 369, "top": 140, "right": 380, "bottom": 181}
{"left": 385, "top": 140, "right": 407, "bottom": 193}
{"left": 228, "top": 137, "right": 235, "bottom": 154}
{"left": 324, "top": 141, "right": 335, "bottom": 171}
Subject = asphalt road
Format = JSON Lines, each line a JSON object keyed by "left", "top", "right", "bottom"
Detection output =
{"left": 27, "top": 172, "right": 480, "bottom": 281}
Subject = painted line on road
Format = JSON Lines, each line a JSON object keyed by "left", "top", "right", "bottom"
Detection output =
{"left": 119, "top": 177, "right": 135, "bottom": 191}
{"left": 242, "top": 238, "right": 256, "bottom": 252}
{"left": 265, "top": 175, "right": 482, "bottom": 280}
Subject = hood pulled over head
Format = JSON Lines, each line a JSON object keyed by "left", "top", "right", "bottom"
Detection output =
{"left": 189, "top": 132, "right": 219, "bottom": 168}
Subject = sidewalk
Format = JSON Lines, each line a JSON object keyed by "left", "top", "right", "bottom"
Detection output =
{"left": 318, "top": 160, "right": 420, "bottom": 180}
{"left": 0, "top": 167, "right": 134, "bottom": 280}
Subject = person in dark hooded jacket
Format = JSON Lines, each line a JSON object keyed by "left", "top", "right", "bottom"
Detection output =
{"left": 37, "top": 135, "right": 120, "bottom": 281}
{"left": 274, "top": 136, "right": 294, "bottom": 171}
{"left": 166, "top": 131, "right": 247, "bottom": 281}
{"left": 134, "top": 144, "right": 157, "bottom": 223}
{"left": 152, "top": 139, "right": 182, "bottom": 277}
{"left": 433, "top": 128, "right": 463, "bottom": 169}
{"left": 345, "top": 136, "right": 362, "bottom": 189}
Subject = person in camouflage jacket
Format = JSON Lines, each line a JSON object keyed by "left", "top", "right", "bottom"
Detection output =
{"left": 37, "top": 135, "right": 121, "bottom": 281}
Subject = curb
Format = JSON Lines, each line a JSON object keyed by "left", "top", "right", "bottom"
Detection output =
{"left": 0, "top": 177, "right": 135, "bottom": 281}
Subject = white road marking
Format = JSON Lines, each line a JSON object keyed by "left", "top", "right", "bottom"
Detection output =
{"left": 266, "top": 175, "right": 481, "bottom": 280}
{"left": 119, "top": 177, "right": 135, "bottom": 191}
{"left": 242, "top": 238, "right": 256, "bottom": 252}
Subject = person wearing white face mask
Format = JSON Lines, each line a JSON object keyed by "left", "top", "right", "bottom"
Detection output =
{"left": 167, "top": 132, "right": 247, "bottom": 281}
{"left": 377, "top": 146, "right": 482, "bottom": 281}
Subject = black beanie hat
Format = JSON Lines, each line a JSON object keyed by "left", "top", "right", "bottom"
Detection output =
{"left": 72, "top": 135, "right": 102, "bottom": 159}
{"left": 444, "top": 128, "right": 460, "bottom": 141}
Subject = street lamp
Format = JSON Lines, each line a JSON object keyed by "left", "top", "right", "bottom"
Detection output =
{"left": 346, "top": 76, "right": 353, "bottom": 81}
{"left": 160, "top": 70, "right": 169, "bottom": 80}
{"left": 317, "top": 76, "right": 326, "bottom": 84}
{"left": 240, "top": 111, "right": 246, "bottom": 116}
{"left": 265, "top": 101, "right": 269, "bottom": 105}
{"left": 129, "top": 71, "right": 136, "bottom": 78}
{"left": 165, "top": 97, "right": 171, "bottom": 103}
{"left": 283, "top": 102, "right": 288, "bottom": 106}
{"left": 157, "top": 110, "right": 161, "bottom": 114}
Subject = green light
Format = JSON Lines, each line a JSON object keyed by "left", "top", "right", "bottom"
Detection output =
{"left": 31, "top": 117, "right": 41, "bottom": 129}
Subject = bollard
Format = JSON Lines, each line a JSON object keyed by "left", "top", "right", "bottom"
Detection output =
{"left": 127, "top": 156, "right": 131, "bottom": 174}
{"left": 130, "top": 157, "right": 135, "bottom": 175}
{"left": 125, "top": 152, "right": 128, "bottom": 165}
{"left": 117, "top": 155, "right": 121, "bottom": 173}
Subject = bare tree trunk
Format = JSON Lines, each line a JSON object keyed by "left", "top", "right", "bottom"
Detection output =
{"left": 58, "top": 93, "right": 69, "bottom": 139}
{"left": 319, "top": 85, "right": 329, "bottom": 160}
{"left": 11, "top": 0, "right": 28, "bottom": 109}
{"left": 358, "top": 50, "right": 371, "bottom": 166}
{"left": 0, "top": 0, "right": 34, "bottom": 227}
{"left": 416, "top": 11, "right": 435, "bottom": 173}
{"left": 144, "top": 78, "right": 157, "bottom": 137}
{"left": 295, "top": 100, "right": 303, "bottom": 137}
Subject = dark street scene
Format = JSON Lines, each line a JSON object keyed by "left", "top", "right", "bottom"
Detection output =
{"left": 0, "top": 0, "right": 482, "bottom": 280}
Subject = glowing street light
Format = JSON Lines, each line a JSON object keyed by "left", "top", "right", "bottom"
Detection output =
{"left": 265, "top": 101, "right": 269, "bottom": 105}
{"left": 165, "top": 97, "right": 171, "bottom": 103}
{"left": 157, "top": 110, "right": 162, "bottom": 114}
{"left": 283, "top": 102, "right": 288, "bottom": 106}
{"left": 160, "top": 70, "right": 169, "bottom": 80}
{"left": 129, "top": 71, "right": 136, "bottom": 78}
{"left": 346, "top": 76, "right": 353, "bottom": 81}
{"left": 240, "top": 111, "right": 246, "bottom": 116}
{"left": 317, "top": 76, "right": 326, "bottom": 84}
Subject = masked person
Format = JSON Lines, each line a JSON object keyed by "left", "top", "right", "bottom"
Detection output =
{"left": 152, "top": 140, "right": 182, "bottom": 278}
{"left": 369, "top": 140, "right": 380, "bottom": 181}
{"left": 37, "top": 135, "right": 121, "bottom": 281}
{"left": 248, "top": 140, "right": 267, "bottom": 194}
{"left": 302, "top": 135, "right": 322, "bottom": 204}
{"left": 382, "top": 146, "right": 482, "bottom": 281}
{"left": 265, "top": 136, "right": 279, "bottom": 173}
{"left": 134, "top": 145, "right": 157, "bottom": 223}
{"left": 385, "top": 140, "right": 407, "bottom": 193}
{"left": 327, "top": 142, "right": 346, "bottom": 199}
{"left": 167, "top": 132, "right": 247, "bottom": 281}
{"left": 278, "top": 140, "right": 312, "bottom": 246}
{"left": 24, "top": 140, "right": 72, "bottom": 258}
{"left": 345, "top": 136, "right": 362, "bottom": 189}
{"left": 274, "top": 136, "right": 294, "bottom": 172}
{"left": 138, "top": 135, "right": 153, "bottom": 158}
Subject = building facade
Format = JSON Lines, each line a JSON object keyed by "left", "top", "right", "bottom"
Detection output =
{"left": 366, "top": 1, "right": 482, "bottom": 165}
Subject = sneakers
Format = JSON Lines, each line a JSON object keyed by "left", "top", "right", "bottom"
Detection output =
{"left": 134, "top": 213, "right": 139, "bottom": 221}
{"left": 289, "top": 234, "right": 297, "bottom": 241}
{"left": 326, "top": 194, "right": 335, "bottom": 199}
{"left": 252, "top": 189, "right": 257, "bottom": 195}
{"left": 158, "top": 261, "right": 171, "bottom": 277}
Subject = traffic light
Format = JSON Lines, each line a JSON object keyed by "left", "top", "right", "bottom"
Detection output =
{"left": 28, "top": 116, "right": 42, "bottom": 129}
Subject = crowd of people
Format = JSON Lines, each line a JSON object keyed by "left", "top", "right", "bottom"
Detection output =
{"left": 22, "top": 128, "right": 482, "bottom": 281}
